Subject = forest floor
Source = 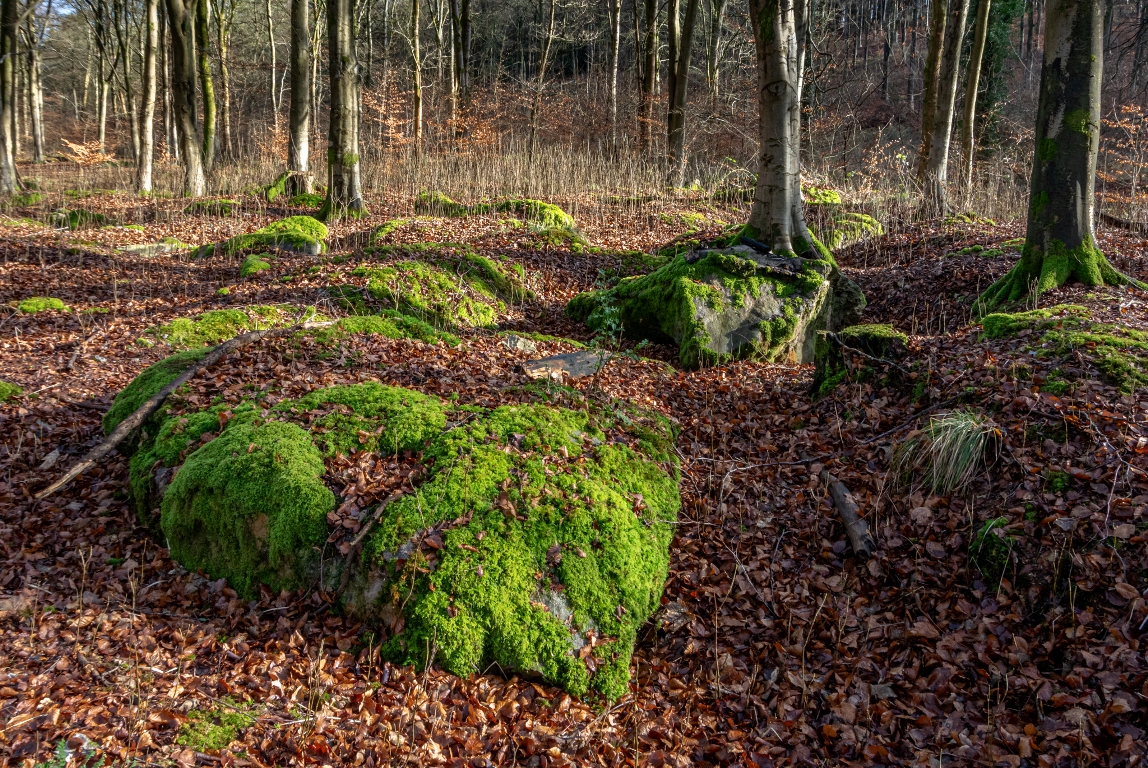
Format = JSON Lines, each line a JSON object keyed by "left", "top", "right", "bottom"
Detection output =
{"left": 0, "top": 182, "right": 1145, "bottom": 767}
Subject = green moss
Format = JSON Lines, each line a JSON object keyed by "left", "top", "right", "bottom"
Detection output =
{"left": 289, "top": 192, "right": 326, "bottom": 208}
{"left": 216, "top": 287, "right": 230, "bottom": 296}
{"left": 0, "top": 380, "right": 22, "bottom": 401}
{"left": 50, "top": 208, "right": 110, "bottom": 229}
{"left": 497, "top": 330, "right": 587, "bottom": 349}
{"left": 161, "top": 420, "right": 335, "bottom": 597}
{"left": 982, "top": 304, "right": 1148, "bottom": 392}
{"left": 970, "top": 517, "right": 1013, "bottom": 584}
{"left": 567, "top": 252, "right": 826, "bottom": 368}
{"left": 812, "top": 324, "right": 906, "bottom": 397}
{"left": 1045, "top": 469, "right": 1073, "bottom": 493}
{"left": 1064, "top": 109, "right": 1093, "bottom": 137}
{"left": 185, "top": 198, "right": 241, "bottom": 216}
{"left": 413, "top": 191, "right": 576, "bottom": 229}
{"left": 276, "top": 382, "right": 447, "bottom": 457}
{"left": 142, "top": 305, "right": 309, "bottom": 349}
{"left": 814, "top": 212, "right": 883, "bottom": 250}
{"left": 1037, "top": 138, "right": 1058, "bottom": 162}
{"left": 197, "top": 216, "right": 329, "bottom": 257}
{"left": 415, "top": 190, "right": 472, "bottom": 217}
{"left": 369, "top": 219, "right": 407, "bottom": 243}
{"left": 976, "top": 237, "right": 1139, "bottom": 314}
{"left": 240, "top": 254, "right": 273, "bottom": 277}
{"left": 103, "top": 348, "right": 210, "bottom": 434}
{"left": 365, "top": 402, "right": 679, "bottom": 700}
{"left": 177, "top": 700, "right": 257, "bottom": 752}
{"left": 303, "top": 312, "right": 459, "bottom": 346}
{"left": 803, "top": 186, "right": 842, "bottom": 205}
{"left": 264, "top": 171, "right": 290, "bottom": 202}
{"left": 15, "top": 296, "right": 68, "bottom": 313}
{"left": 10, "top": 191, "right": 41, "bottom": 206}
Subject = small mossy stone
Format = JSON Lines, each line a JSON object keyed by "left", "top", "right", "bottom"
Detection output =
{"left": 0, "top": 380, "right": 22, "bottom": 402}
{"left": 240, "top": 254, "right": 273, "bottom": 277}
{"left": 812, "top": 324, "right": 908, "bottom": 397}
{"left": 15, "top": 296, "right": 68, "bottom": 313}
{"left": 103, "top": 348, "right": 210, "bottom": 435}
{"left": 161, "top": 420, "right": 335, "bottom": 598}
{"left": 277, "top": 382, "right": 447, "bottom": 456}
{"left": 198, "top": 216, "right": 329, "bottom": 257}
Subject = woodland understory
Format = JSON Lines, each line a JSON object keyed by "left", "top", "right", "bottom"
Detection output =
{"left": 0, "top": 182, "right": 1145, "bottom": 768}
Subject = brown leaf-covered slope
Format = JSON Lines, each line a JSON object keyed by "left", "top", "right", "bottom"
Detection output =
{"left": 0, "top": 191, "right": 1145, "bottom": 767}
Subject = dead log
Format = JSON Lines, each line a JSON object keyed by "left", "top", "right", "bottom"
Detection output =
{"left": 35, "top": 320, "right": 334, "bottom": 501}
{"left": 1099, "top": 212, "right": 1148, "bottom": 234}
{"left": 819, "top": 469, "right": 876, "bottom": 559}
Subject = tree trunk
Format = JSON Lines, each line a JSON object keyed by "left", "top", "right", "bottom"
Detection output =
{"left": 212, "top": 0, "right": 234, "bottom": 158}
{"left": 960, "top": 0, "right": 991, "bottom": 190}
{"left": 0, "top": 0, "right": 18, "bottom": 192}
{"left": 977, "top": 0, "right": 1131, "bottom": 311}
{"left": 166, "top": 0, "right": 206, "bottom": 196}
{"left": 27, "top": 13, "right": 44, "bottom": 164}
{"left": 320, "top": 0, "right": 366, "bottom": 220}
{"left": 705, "top": 0, "right": 727, "bottom": 111}
{"left": 161, "top": 8, "right": 176, "bottom": 160}
{"left": 527, "top": 0, "right": 556, "bottom": 159}
{"left": 666, "top": 0, "right": 699, "bottom": 187}
{"left": 411, "top": 0, "right": 422, "bottom": 156}
{"left": 266, "top": 0, "right": 278, "bottom": 131}
{"left": 639, "top": 0, "right": 657, "bottom": 150}
{"left": 607, "top": 0, "right": 621, "bottom": 146}
{"left": 746, "top": 0, "right": 816, "bottom": 256}
{"left": 138, "top": 0, "right": 159, "bottom": 192}
{"left": 923, "top": 0, "right": 971, "bottom": 211}
{"left": 288, "top": 0, "right": 311, "bottom": 192}
{"left": 916, "top": 0, "right": 948, "bottom": 179}
{"left": 195, "top": 0, "right": 215, "bottom": 173}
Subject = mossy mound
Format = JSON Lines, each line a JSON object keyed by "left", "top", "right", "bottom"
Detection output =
{"left": 0, "top": 380, "right": 22, "bottom": 402}
{"left": 103, "top": 347, "right": 210, "bottom": 435}
{"left": 812, "top": 324, "right": 909, "bottom": 398}
{"left": 981, "top": 304, "right": 1148, "bottom": 392}
{"left": 369, "top": 219, "right": 406, "bottom": 244}
{"left": 803, "top": 186, "right": 843, "bottom": 205}
{"left": 414, "top": 191, "right": 576, "bottom": 229}
{"left": 353, "top": 245, "right": 530, "bottom": 329}
{"left": 14, "top": 296, "right": 68, "bottom": 313}
{"left": 185, "top": 198, "right": 242, "bottom": 216}
{"left": 9, "top": 191, "right": 42, "bottom": 206}
{"left": 567, "top": 247, "right": 840, "bottom": 367}
{"left": 240, "top": 254, "right": 273, "bottom": 277}
{"left": 196, "top": 216, "right": 328, "bottom": 257}
{"left": 177, "top": 700, "right": 257, "bottom": 752}
{"left": 289, "top": 192, "right": 326, "bottom": 208}
{"left": 814, "top": 212, "right": 883, "bottom": 250}
{"left": 50, "top": 208, "right": 111, "bottom": 229}
{"left": 305, "top": 309, "right": 460, "bottom": 347}
{"left": 350, "top": 399, "right": 679, "bottom": 700}
{"left": 141, "top": 305, "right": 317, "bottom": 350}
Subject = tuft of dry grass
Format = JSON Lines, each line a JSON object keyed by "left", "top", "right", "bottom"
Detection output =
{"left": 891, "top": 409, "right": 1001, "bottom": 496}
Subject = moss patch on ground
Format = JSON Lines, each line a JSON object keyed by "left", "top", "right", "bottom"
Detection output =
{"left": 50, "top": 208, "right": 111, "bottom": 229}
{"left": 0, "top": 380, "right": 22, "bottom": 401}
{"left": 355, "top": 244, "right": 530, "bottom": 329}
{"left": 302, "top": 312, "right": 460, "bottom": 347}
{"left": 289, "top": 192, "right": 326, "bottom": 208}
{"left": 197, "top": 216, "right": 328, "bottom": 257}
{"left": 359, "top": 398, "right": 679, "bottom": 700}
{"left": 567, "top": 251, "right": 829, "bottom": 367}
{"left": 414, "top": 190, "right": 576, "bottom": 229}
{"left": 240, "top": 253, "right": 273, "bottom": 277}
{"left": 981, "top": 304, "right": 1148, "bottom": 392}
{"left": 141, "top": 305, "right": 315, "bottom": 349}
{"left": 814, "top": 212, "right": 883, "bottom": 250}
{"left": 14, "top": 296, "right": 68, "bottom": 313}
{"left": 177, "top": 700, "right": 257, "bottom": 752}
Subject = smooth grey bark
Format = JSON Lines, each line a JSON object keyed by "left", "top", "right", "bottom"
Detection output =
{"left": 195, "top": 0, "right": 215, "bottom": 173}
{"left": 979, "top": 0, "right": 1128, "bottom": 309}
{"left": 666, "top": 0, "right": 699, "bottom": 187}
{"left": 0, "top": 0, "right": 17, "bottom": 192}
{"left": 705, "top": 0, "right": 727, "bottom": 110}
{"left": 137, "top": 0, "right": 158, "bottom": 192}
{"left": 639, "top": 0, "right": 657, "bottom": 150}
{"left": 25, "top": 7, "right": 45, "bottom": 164}
{"left": 165, "top": 0, "right": 206, "bottom": 196}
{"left": 746, "top": 0, "right": 814, "bottom": 255}
{"left": 924, "top": 0, "right": 971, "bottom": 210}
{"left": 607, "top": 0, "right": 621, "bottom": 144}
{"left": 960, "top": 0, "right": 991, "bottom": 189}
{"left": 320, "top": 0, "right": 365, "bottom": 219}
{"left": 265, "top": 0, "right": 278, "bottom": 130}
{"left": 211, "top": 0, "right": 235, "bottom": 158}
{"left": 288, "top": 0, "right": 311, "bottom": 191}
{"left": 411, "top": 0, "right": 422, "bottom": 155}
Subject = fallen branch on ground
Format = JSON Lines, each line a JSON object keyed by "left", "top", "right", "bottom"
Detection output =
{"left": 820, "top": 469, "right": 876, "bottom": 559}
{"left": 35, "top": 320, "right": 335, "bottom": 501}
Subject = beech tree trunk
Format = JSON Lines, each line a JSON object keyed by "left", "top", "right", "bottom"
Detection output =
{"left": 0, "top": 0, "right": 18, "bottom": 192}
{"left": 411, "top": 0, "right": 422, "bottom": 156}
{"left": 26, "top": 13, "right": 44, "bottom": 164}
{"left": 746, "top": 0, "right": 816, "bottom": 256}
{"left": 666, "top": 0, "right": 699, "bottom": 187}
{"left": 960, "top": 0, "right": 991, "bottom": 189}
{"left": 288, "top": 0, "right": 311, "bottom": 192}
{"left": 320, "top": 0, "right": 365, "bottom": 220}
{"left": 266, "top": 0, "right": 278, "bottom": 130}
{"left": 607, "top": 0, "right": 621, "bottom": 145}
{"left": 916, "top": 0, "right": 947, "bottom": 179}
{"left": 166, "top": 0, "right": 206, "bottom": 196}
{"left": 978, "top": 0, "right": 1131, "bottom": 311}
{"left": 195, "top": 0, "right": 216, "bottom": 173}
{"left": 137, "top": 0, "right": 159, "bottom": 192}
{"left": 212, "top": 0, "right": 234, "bottom": 158}
{"left": 527, "top": 0, "right": 556, "bottom": 159}
{"left": 639, "top": 0, "right": 657, "bottom": 150}
{"left": 924, "top": 0, "right": 971, "bottom": 210}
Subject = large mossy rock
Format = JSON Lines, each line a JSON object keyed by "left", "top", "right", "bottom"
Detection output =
{"left": 567, "top": 246, "right": 864, "bottom": 367}
{"left": 195, "top": 216, "right": 328, "bottom": 257}
{"left": 110, "top": 343, "right": 679, "bottom": 701}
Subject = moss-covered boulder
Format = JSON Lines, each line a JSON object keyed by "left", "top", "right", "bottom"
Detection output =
{"left": 139, "top": 305, "right": 316, "bottom": 349}
{"left": 109, "top": 331, "right": 679, "bottom": 700}
{"left": 240, "top": 253, "right": 273, "bottom": 277}
{"left": 567, "top": 246, "right": 863, "bottom": 367}
{"left": 812, "top": 324, "right": 909, "bottom": 397}
{"left": 196, "top": 216, "right": 328, "bottom": 257}
{"left": 814, "top": 212, "right": 883, "bottom": 250}
{"left": 353, "top": 245, "right": 530, "bottom": 329}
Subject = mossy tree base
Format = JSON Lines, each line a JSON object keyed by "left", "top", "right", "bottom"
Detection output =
{"left": 976, "top": 239, "right": 1139, "bottom": 315}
